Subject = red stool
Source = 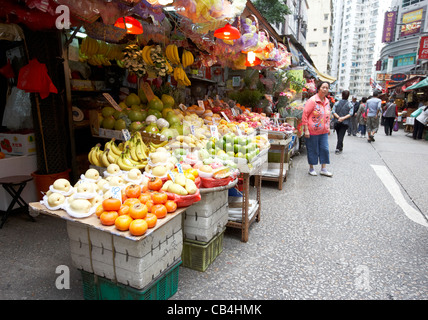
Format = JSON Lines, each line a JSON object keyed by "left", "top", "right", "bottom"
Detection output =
{"left": 0, "top": 175, "right": 36, "bottom": 228}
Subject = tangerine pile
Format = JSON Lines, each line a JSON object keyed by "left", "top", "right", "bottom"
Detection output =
{"left": 96, "top": 183, "right": 177, "bottom": 236}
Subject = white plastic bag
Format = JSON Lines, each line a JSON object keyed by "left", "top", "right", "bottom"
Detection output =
{"left": 2, "top": 87, "right": 33, "bottom": 130}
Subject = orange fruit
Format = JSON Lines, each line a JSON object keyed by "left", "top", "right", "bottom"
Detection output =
{"left": 152, "top": 192, "right": 168, "bottom": 205}
{"left": 144, "top": 213, "right": 157, "bottom": 228}
{"left": 100, "top": 211, "right": 118, "bottom": 226}
{"left": 138, "top": 193, "right": 152, "bottom": 204}
{"left": 145, "top": 199, "right": 154, "bottom": 212}
{"left": 151, "top": 204, "right": 167, "bottom": 219}
{"left": 118, "top": 204, "right": 130, "bottom": 216}
{"left": 95, "top": 204, "right": 104, "bottom": 217}
{"left": 165, "top": 200, "right": 177, "bottom": 213}
{"left": 102, "top": 198, "right": 121, "bottom": 211}
{"left": 184, "top": 172, "right": 195, "bottom": 181}
{"left": 129, "top": 219, "right": 148, "bottom": 236}
{"left": 115, "top": 215, "right": 133, "bottom": 231}
{"left": 124, "top": 198, "right": 140, "bottom": 207}
{"left": 148, "top": 177, "right": 163, "bottom": 191}
{"left": 125, "top": 184, "right": 141, "bottom": 199}
{"left": 129, "top": 203, "right": 148, "bottom": 219}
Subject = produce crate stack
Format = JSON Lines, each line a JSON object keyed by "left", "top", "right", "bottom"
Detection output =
{"left": 67, "top": 213, "right": 183, "bottom": 299}
{"left": 181, "top": 187, "right": 231, "bottom": 272}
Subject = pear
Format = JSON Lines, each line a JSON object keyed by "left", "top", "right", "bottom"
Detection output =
{"left": 85, "top": 168, "right": 100, "bottom": 180}
{"left": 76, "top": 181, "right": 95, "bottom": 194}
{"left": 47, "top": 192, "right": 65, "bottom": 207}
{"left": 53, "top": 178, "right": 71, "bottom": 192}
{"left": 128, "top": 168, "right": 142, "bottom": 180}
{"left": 106, "top": 164, "right": 121, "bottom": 175}
{"left": 69, "top": 199, "right": 92, "bottom": 214}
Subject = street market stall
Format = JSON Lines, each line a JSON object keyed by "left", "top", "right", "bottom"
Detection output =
{"left": 1, "top": 0, "right": 334, "bottom": 300}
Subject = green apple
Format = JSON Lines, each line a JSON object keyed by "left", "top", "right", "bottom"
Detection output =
{"left": 235, "top": 152, "right": 245, "bottom": 158}
{"left": 226, "top": 151, "right": 235, "bottom": 158}
{"left": 237, "top": 136, "right": 249, "bottom": 146}
{"left": 224, "top": 142, "right": 234, "bottom": 153}
{"left": 206, "top": 141, "right": 216, "bottom": 150}
{"left": 234, "top": 144, "right": 240, "bottom": 154}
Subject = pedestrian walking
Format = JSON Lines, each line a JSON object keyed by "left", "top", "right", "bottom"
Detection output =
{"left": 413, "top": 104, "right": 428, "bottom": 140}
{"left": 332, "top": 90, "right": 353, "bottom": 154}
{"left": 347, "top": 96, "right": 359, "bottom": 136}
{"left": 302, "top": 81, "right": 333, "bottom": 177}
{"left": 365, "top": 91, "right": 382, "bottom": 143}
{"left": 356, "top": 97, "right": 368, "bottom": 138}
{"left": 383, "top": 98, "right": 398, "bottom": 136}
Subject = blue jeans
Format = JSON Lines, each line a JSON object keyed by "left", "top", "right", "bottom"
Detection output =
{"left": 305, "top": 133, "right": 330, "bottom": 165}
{"left": 358, "top": 124, "right": 366, "bottom": 136}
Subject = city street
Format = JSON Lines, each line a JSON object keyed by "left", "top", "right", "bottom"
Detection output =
{"left": 0, "top": 128, "right": 427, "bottom": 300}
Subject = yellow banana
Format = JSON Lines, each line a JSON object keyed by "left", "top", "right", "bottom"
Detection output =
{"left": 81, "top": 37, "right": 88, "bottom": 55}
{"left": 146, "top": 46, "right": 154, "bottom": 65}
{"left": 173, "top": 44, "right": 180, "bottom": 65}
{"left": 130, "top": 146, "right": 140, "bottom": 162}
{"left": 150, "top": 140, "right": 168, "bottom": 149}
{"left": 100, "top": 149, "right": 111, "bottom": 167}
{"left": 109, "top": 140, "right": 122, "bottom": 156}
{"left": 165, "top": 60, "right": 173, "bottom": 74}
{"left": 135, "top": 141, "right": 147, "bottom": 161}
{"left": 117, "top": 154, "right": 136, "bottom": 171}
{"left": 88, "top": 147, "right": 95, "bottom": 165}
{"left": 91, "top": 145, "right": 103, "bottom": 167}
{"left": 107, "top": 148, "right": 119, "bottom": 164}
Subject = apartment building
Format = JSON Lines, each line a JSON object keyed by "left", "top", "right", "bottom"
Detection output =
{"left": 305, "top": 0, "right": 334, "bottom": 76}
{"left": 330, "top": 0, "right": 390, "bottom": 97}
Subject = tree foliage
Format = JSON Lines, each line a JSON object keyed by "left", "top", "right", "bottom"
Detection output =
{"left": 252, "top": 0, "right": 292, "bottom": 25}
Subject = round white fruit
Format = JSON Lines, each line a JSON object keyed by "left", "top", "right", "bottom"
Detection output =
{"left": 47, "top": 193, "right": 65, "bottom": 207}
{"left": 128, "top": 168, "right": 142, "bottom": 180}
{"left": 89, "top": 195, "right": 103, "bottom": 208}
{"left": 107, "top": 164, "right": 121, "bottom": 175}
{"left": 85, "top": 168, "right": 100, "bottom": 180}
{"left": 109, "top": 176, "right": 124, "bottom": 186}
{"left": 76, "top": 181, "right": 95, "bottom": 194}
{"left": 53, "top": 178, "right": 71, "bottom": 192}
{"left": 69, "top": 199, "right": 92, "bottom": 214}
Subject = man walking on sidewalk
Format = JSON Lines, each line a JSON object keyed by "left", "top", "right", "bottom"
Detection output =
{"left": 347, "top": 96, "right": 359, "bottom": 136}
{"left": 366, "top": 91, "right": 382, "bottom": 143}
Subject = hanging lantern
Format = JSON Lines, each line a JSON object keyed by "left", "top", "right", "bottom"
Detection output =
{"left": 114, "top": 16, "right": 143, "bottom": 35}
{"left": 214, "top": 23, "right": 241, "bottom": 40}
{"left": 245, "top": 51, "right": 261, "bottom": 67}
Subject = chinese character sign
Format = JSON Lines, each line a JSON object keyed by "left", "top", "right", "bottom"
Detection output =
{"left": 418, "top": 36, "right": 428, "bottom": 60}
{"left": 382, "top": 11, "right": 397, "bottom": 43}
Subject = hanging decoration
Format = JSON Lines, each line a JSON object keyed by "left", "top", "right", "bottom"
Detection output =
{"left": 214, "top": 23, "right": 240, "bottom": 40}
{"left": 114, "top": 16, "right": 143, "bottom": 34}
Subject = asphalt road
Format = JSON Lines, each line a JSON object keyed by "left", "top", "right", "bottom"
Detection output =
{"left": 0, "top": 128, "right": 427, "bottom": 300}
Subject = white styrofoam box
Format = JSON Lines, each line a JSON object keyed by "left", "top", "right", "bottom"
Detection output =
{"left": 69, "top": 228, "right": 182, "bottom": 289}
{"left": 185, "top": 189, "right": 228, "bottom": 218}
{"left": 182, "top": 203, "right": 228, "bottom": 242}
{"left": 228, "top": 199, "right": 259, "bottom": 222}
{"left": 66, "top": 213, "right": 182, "bottom": 258}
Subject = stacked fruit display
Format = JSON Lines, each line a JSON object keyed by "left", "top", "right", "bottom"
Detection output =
{"left": 88, "top": 132, "right": 168, "bottom": 171}
{"left": 98, "top": 91, "right": 185, "bottom": 140}
{"left": 40, "top": 164, "right": 201, "bottom": 235}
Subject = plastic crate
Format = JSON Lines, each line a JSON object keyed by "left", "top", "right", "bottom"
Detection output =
{"left": 181, "top": 229, "right": 225, "bottom": 272}
{"left": 80, "top": 260, "right": 181, "bottom": 300}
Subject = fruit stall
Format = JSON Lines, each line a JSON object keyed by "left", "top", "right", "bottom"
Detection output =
{"left": 1, "top": 0, "right": 329, "bottom": 300}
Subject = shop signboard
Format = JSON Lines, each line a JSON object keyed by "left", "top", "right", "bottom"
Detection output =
{"left": 382, "top": 11, "right": 397, "bottom": 43}
{"left": 390, "top": 73, "right": 407, "bottom": 82}
{"left": 400, "top": 8, "right": 424, "bottom": 38}
{"left": 417, "top": 35, "right": 428, "bottom": 60}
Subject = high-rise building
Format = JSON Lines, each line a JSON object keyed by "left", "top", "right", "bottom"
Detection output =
{"left": 305, "top": 0, "right": 334, "bottom": 75}
{"left": 330, "top": 0, "right": 391, "bottom": 98}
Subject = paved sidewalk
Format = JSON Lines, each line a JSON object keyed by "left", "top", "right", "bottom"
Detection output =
{"left": 0, "top": 129, "right": 427, "bottom": 300}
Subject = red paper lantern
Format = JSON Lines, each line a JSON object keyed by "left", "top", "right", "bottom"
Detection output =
{"left": 114, "top": 16, "right": 143, "bottom": 35}
{"left": 214, "top": 23, "right": 240, "bottom": 40}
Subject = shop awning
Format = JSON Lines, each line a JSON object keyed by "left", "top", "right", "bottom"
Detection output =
{"left": 313, "top": 66, "right": 336, "bottom": 83}
{"left": 405, "top": 77, "right": 428, "bottom": 91}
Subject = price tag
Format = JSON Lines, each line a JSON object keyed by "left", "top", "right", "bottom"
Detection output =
{"left": 103, "top": 93, "right": 122, "bottom": 111}
{"left": 179, "top": 103, "right": 187, "bottom": 111}
{"left": 221, "top": 112, "right": 230, "bottom": 122}
{"left": 109, "top": 186, "right": 122, "bottom": 203}
{"left": 176, "top": 163, "right": 183, "bottom": 174}
{"left": 231, "top": 108, "right": 237, "bottom": 117}
{"left": 208, "top": 99, "right": 214, "bottom": 108}
{"left": 197, "top": 100, "right": 205, "bottom": 110}
{"left": 122, "top": 129, "right": 131, "bottom": 141}
{"left": 190, "top": 125, "right": 195, "bottom": 135}
{"left": 210, "top": 125, "right": 219, "bottom": 140}
{"left": 235, "top": 125, "right": 242, "bottom": 136}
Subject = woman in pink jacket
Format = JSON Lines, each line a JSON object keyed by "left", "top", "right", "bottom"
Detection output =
{"left": 301, "top": 81, "right": 333, "bottom": 177}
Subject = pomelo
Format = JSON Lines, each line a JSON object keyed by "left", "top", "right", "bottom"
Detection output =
{"left": 102, "top": 106, "right": 116, "bottom": 118}
{"left": 102, "top": 116, "right": 115, "bottom": 129}
{"left": 114, "top": 119, "right": 127, "bottom": 130}
{"left": 138, "top": 89, "right": 148, "bottom": 104}
{"left": 128, "top": 110, "right": 144, "bottom": 122}
{"left": 148, "top": 108, "right": 162, "bottom": 119}
{"left": 148, "top": 97, "right": 164, "bottom": 112}
{"left": 125, "top": 93, "right": 140, "bottom": 107}
{"left": 161, "top": 94, "right": 175, "bottom": 109}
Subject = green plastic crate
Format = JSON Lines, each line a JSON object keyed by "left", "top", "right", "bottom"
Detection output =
{"left": 181, "top": 229, "right": 225, "bottom": 272}
{"left": 268, "top": 149, "right": 292, "bottom": 163}
{"left": 80, "top": 260, "right": 181, "bottom": 300}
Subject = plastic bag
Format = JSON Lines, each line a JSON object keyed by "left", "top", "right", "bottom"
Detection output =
{"left": 393, "top": 120, "right": 399, "bottom": 132}
{"left": 2, "top": 87, "right": 33, "bottom": 130}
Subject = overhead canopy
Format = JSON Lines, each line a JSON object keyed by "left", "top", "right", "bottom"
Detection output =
{"left": 405, "top": 77, "right": 428, "bottom": 91}
{"left": 313, "top": 66, "right": 336, "bottom": 83}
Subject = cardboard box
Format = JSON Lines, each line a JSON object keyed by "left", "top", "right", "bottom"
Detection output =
{"left": 0, "top": 133, "right": 36, "bottom": 155}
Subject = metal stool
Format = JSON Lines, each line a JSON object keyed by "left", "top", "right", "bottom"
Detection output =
{"left": 0, "top": 175, "right": 36, "bottom": 228}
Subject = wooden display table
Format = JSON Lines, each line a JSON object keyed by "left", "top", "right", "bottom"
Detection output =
{"left": 261, "top": 137, "right": 292, "bottom": 190}
{"left": 226, "top": 149, "right": 268, "bottom": 243}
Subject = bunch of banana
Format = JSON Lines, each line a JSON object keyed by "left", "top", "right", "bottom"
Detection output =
{"left": 87, "top": 54, "right": 112, "bottom": 66}
{"left": 173, "top": 66, "right": 191, "bottom": 86}
{"left": 88, "top": 143, "right": 103, "bottom": 167}
{"left": 149, "top": 140, "right": 169, "bottom": 153}
{"left": 116, "top": 151, "right": 147, "bottom": 171}
{"left": 182, "top": 50, "right": 194, "bottom": 68}
{"left": 165, "top": 59, "right": 173, "bottom": 74}
{"left": 166, "top": 44, "right": 180, "bottom": 65}
{"left": 80, "top": 37, "right": 99, "bottom": 57}
{"left": 142, "top": 45, "right": 154, "bottom": 65}
{"left": 104, "top": 44, "right": 124, "bottom": 61}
